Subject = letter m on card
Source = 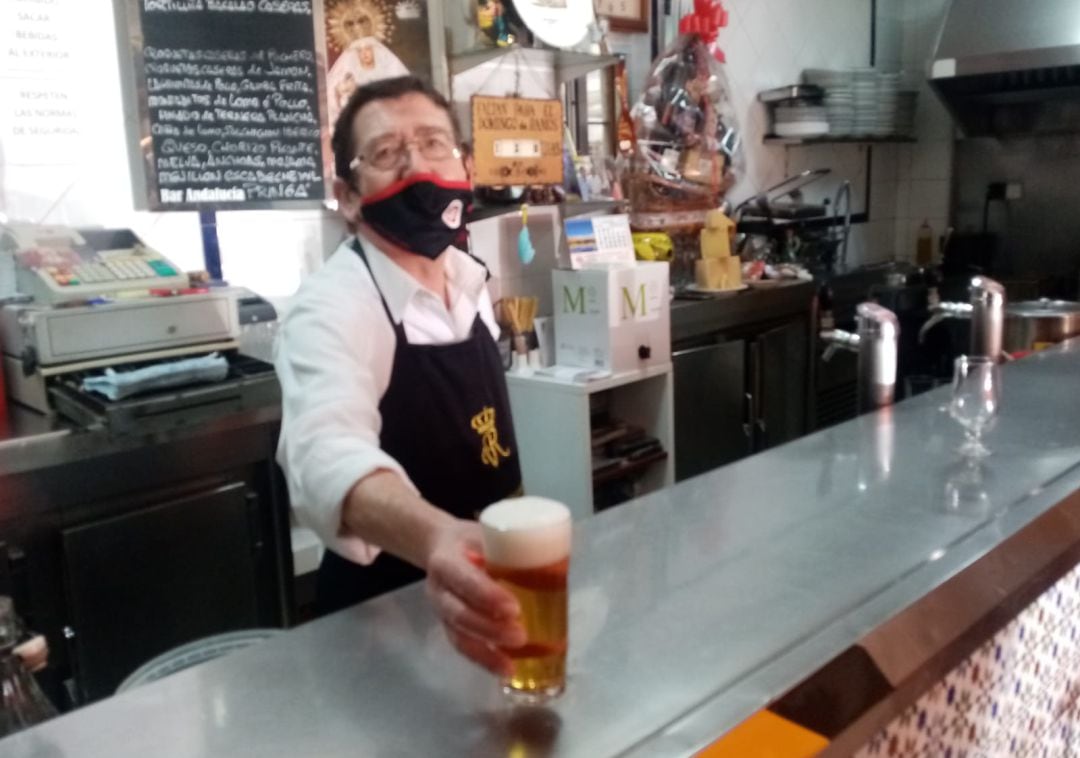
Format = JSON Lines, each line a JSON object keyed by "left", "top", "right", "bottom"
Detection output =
{"left": 621, "top": 284, "right": 647, "bottom": 320}
{"left": 562, "top": 285, "right": 586, "bottom": 315}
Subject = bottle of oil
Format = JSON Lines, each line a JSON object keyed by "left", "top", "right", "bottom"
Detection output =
{"left": 915, "top": 220, "right": 933, "bottom": 266}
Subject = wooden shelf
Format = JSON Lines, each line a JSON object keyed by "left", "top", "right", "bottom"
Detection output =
{"left": 764, "top": 135, "right": 917, "bottom": 146}
{"left": 506, "top": 363, "right": 674, "bottom": 520}
{"left": 505, "top": 363, "right": 673, "bottom": 396}
{"left": 468, "top": 198, "right": 626, "bottom": 224}
{"left": 592, "top": 450, "right": 669, "bottom": 487}
{"left": 450, "top": 47, "right": 619, "bottom": 85}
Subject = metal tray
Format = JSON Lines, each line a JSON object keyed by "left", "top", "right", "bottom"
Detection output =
{"left": 48, "top": 352, "right": 279, "bottom": 435}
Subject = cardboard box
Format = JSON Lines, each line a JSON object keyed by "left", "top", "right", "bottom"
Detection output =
{"left": 552, "top": 262, "right": 670, "bottom": 372}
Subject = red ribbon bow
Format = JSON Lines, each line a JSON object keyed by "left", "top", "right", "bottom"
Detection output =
{"left": 678, "top": 0, "right": 729, "bottom": 61}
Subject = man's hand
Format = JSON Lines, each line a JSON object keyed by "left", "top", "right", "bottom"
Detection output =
{"left": 14, "top": 635, "right": 48, "bottom": 673}
{"left": 424, "top": 520, "right": 526, "bottom": 676}
{"left": 341, "top": 472, "right": 526, "bottom": 675}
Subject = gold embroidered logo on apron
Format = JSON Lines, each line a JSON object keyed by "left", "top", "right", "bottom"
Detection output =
{"left": 471, "top": 406, "right": 510, "bottom": 468}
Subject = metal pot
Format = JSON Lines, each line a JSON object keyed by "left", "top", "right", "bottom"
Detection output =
{"left": 1003, "top": 299, "right": 1080, "bottom": 352}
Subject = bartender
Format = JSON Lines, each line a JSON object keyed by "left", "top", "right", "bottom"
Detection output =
{"left": 275, "top": 76, "right": 526, "bottom": 676}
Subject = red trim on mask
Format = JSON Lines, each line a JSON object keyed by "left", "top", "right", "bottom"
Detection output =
{"left": 359, "top": 173, "right": 471, "bottom": 206}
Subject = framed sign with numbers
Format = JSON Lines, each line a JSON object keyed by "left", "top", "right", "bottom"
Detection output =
{"left": 470, "top": 96, "right": 564, "bottom": 186}
{"left": 595, "top": 0, "right": 647, "bottom": 32}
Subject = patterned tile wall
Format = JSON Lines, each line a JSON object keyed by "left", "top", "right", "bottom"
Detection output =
{"left": 854, "top": 561, "right": 1080, "bottom": 757}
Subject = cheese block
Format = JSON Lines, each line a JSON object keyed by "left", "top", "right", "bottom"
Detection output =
{"left": 700, "top": 208, "right": 736, "bottom": 259}
{"left": 695, "top": 257, "right": 743, "bottom": 290}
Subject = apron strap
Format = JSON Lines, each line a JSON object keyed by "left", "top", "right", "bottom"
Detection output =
{"left": 461, "top": 250, "right": 492, "bottom": 282}
{"left": 351, "top": 238, "right": 489, "bottom": 342}
{"left": 350, "top": 237, "right": 398, "bottom": 328}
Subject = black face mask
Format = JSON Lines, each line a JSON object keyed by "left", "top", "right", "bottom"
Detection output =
{"left": 359, "top": 173, "right": 473, "bottom": 259}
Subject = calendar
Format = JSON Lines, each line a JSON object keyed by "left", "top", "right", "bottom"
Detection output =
{"left": 564, "top": 214, "right": 636, "bottom": 270}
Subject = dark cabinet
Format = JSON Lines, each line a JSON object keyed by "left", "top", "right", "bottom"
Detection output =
{"left": 0, "top": 411, "right": 291, "bottom": 710}
{"left": 61, "top": 482, "right": 264, "bottom": 701}
{"left": 673, "top": 340, "right": 750, "bottom": 481}
{"left": 671, "top": 287, "right": 816, "bottom": 482}
{"left": 753, "top": 320, "right": 810, "bottom": 451}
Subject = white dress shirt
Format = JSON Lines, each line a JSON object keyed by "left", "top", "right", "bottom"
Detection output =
{"left": 275, "top": 234, "right": 500, "bottom": 564}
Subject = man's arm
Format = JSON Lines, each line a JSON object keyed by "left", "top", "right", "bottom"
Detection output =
{"left": 343, "top": 470, "right": 526, "bottom": 674}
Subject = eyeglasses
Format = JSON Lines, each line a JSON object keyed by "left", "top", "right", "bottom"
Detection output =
{"left": 350, "top": 128, "right": 462, "bottom": 172}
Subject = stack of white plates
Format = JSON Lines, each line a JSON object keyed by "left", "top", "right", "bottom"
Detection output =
{"left": 804, "top": 68, "right": 854, "bottom": 136}
{"left": 851, "top": 68, "right": 878, "bottom": 136}
{"left": 774, "top": 102, "right": 829, "bottom": 138}
{"left": 895, "top": 91, "right": 918, "bottom": 137}
{"left": 873, "top": 72, "right": 901, "bottom": 136}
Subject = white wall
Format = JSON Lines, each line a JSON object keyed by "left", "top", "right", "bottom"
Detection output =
{"left": 653, "top": 0, "right": 953, "bottom": 267}
{"left": 892, "top": 0, "right": 954, "bottom": 262}
{"left": 709, "top": 0, "right": 900, "bottom": 267}
{"left": 0, "top": 0, "right": 343, "bottom": 304}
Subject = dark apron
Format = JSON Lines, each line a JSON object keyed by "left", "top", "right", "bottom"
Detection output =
{"left": 315, "top": 241, "right": 522, "bottom": 615}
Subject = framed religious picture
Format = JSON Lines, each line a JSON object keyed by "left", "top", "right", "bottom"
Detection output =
{"left": 595, "top": 0, "right": 648, "bottom": 33}
{"left": 320, "top": 0, "right": 436, "bottom": 131}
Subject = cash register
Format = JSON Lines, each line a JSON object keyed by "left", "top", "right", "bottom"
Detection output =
{"left": 0, "top": 223, "right": 277, "bottom": 432}
{"left": 7, "top": 226, "right": 189, "bottom": 304}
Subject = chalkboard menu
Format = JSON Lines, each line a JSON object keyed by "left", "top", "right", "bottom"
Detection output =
{"left": 120, "top": 0, "right": 326, "bottom": 210}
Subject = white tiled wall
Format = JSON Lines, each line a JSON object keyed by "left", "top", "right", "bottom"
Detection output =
{"left": 712, "top": 0, "right": 872, "bottom": 205}
{"left": 892, "top": 0, "right": 954, "bottom": 261}
{"left": 701, "top": 0, "right": 910, "bottom": 267}
{"left": 659, "top": 0, "right": 955, "bottom": 267}
{"left": 468, "top": 204, "right": 564, "bottom": 316}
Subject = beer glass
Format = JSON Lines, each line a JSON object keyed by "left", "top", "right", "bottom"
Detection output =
{"left": 480, "top": 497, "right": 571, "bottom": 702}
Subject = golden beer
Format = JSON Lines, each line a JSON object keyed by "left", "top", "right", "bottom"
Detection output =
{"left": 480, "top": 497, "right": 572, "bottom": 701}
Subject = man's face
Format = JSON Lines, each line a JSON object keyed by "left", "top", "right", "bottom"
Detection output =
{"left": 335, "top": 92, "right": 466, "bottom": 221}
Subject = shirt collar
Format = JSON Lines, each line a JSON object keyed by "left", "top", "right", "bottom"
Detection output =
{"left": 352, "top": 233, "right": 488, "bottom": 323}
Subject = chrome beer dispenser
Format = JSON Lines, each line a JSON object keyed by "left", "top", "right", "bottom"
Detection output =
{"left": 919, "top": 276, "right": 1006, "bottom": 361}
{"left": 822, "top": 302, "right": 900, "bottom": 412}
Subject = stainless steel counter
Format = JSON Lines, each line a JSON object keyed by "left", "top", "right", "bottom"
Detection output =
{"left": 671, "top": 280, "right": 816, "bottom": 343}
{"left": 6, "top": 341, "right": 1080, "bottom": 757}
{"left": 0, "top": 403, "right": 281, "bottom": 478}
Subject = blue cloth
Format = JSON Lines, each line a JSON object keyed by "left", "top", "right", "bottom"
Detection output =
{"left": 82, "top": 353, "right": 229, "bottom": 401}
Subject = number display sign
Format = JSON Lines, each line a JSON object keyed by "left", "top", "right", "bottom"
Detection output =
{"left": 470, "top": 96, "right": 563, "bottom": 187}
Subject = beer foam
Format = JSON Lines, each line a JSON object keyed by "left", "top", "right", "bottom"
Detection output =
{"left": 480, "top": 497, "right": 572, "bottom": 569}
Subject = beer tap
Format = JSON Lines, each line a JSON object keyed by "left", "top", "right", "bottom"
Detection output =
{"left": 919, "top": 275, "right": 1007, "bottom": 361}
{"left": 821, "top": 302, "right": 900, "bottom": 412}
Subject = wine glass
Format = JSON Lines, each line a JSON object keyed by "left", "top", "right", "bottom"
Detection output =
{"left": 949, "top": 355, "right": 1000, "bottom": 458}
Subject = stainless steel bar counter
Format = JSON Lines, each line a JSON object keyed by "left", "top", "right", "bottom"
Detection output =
{"left": 7, "top": 341, "right": 1080, "bottom": 757}
{"left": 0, "top": 402, "right": 282, "bottom": 477}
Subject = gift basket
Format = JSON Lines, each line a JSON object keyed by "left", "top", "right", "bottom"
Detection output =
{"left": 627, "top": 0, "right": 742, "bottom": 285}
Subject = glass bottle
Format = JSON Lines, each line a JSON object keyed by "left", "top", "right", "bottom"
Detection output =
{"left": 0, "top": 596, "right": 57, "bottom": 738}
{"left": 915, "top": 220, "right": 934, "bottom": 266}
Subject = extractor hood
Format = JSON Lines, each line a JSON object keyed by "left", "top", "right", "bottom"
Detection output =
{"left": 929, "top": 0, "right": 1080, "bottom": 136}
